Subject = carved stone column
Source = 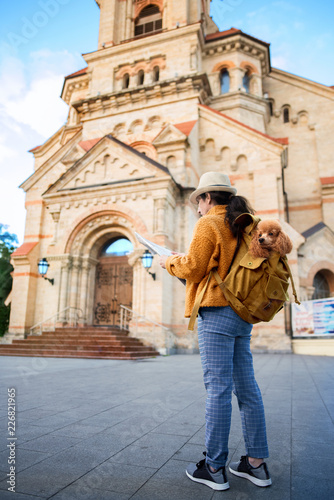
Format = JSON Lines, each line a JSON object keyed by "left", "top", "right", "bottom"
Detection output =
{"left": 250, "top": 73, "right": 262, "bottom": 97}
{"left": 69, "top": 256, "right": 82, "bottom": 312}
{"left": 229, "top": 67, "right": 244, "bottom": 92}
{"left": 125, "top": 0, "right": 132, "bottom": 39}
{"left": 58, "top": 256, "right": 72, "bottom": 322}
{"left": 79, "top": 259, "right": 92, "bottom": 324}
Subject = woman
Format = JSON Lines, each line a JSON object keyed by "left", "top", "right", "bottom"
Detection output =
{"left": 159, "top": 172, "right": 271, "bottom": 491}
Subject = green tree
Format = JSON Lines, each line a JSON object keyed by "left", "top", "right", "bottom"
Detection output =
{"left": 0, "top": 224, "right": 18, "bottom": 336}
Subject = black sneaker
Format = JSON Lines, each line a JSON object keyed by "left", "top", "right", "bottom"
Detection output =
{"left": 229, "top": 455, "right": 272, "bottom": 487}
{"left": 186, "top": 452, "right": 229, "bottom": 491}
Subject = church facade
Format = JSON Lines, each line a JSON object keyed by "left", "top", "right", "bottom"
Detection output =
{"left": 8, "top": 0, "right": 334, "bottom": 353}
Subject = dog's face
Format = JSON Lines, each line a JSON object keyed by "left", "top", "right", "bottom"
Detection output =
{"left": 257, "top": 221, "right": 282, "bottom": 248}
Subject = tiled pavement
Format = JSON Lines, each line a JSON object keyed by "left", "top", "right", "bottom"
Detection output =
{"left": 0, "top": 353, "right": 333, "bottom": 500}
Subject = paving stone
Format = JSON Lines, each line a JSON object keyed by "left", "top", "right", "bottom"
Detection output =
{"left": 0, "top": 491, "right": 45, "bottom": 499}
{"left": 0, "top": 354, "right": 333, "bottom": 499}
{"left": 17, "top": 434, "right": 81, "bottom": 453}
{"left": 0, "top": 448, "right": 50, "bottom": 472}
{"left": 77, "top": 461, "right": 157, "bottom": 496}
{"left": 108, "top": 432, "right": 189, "bottom": 468}
{"left": 291, "top": 474, "right": 334, "bottom": 500}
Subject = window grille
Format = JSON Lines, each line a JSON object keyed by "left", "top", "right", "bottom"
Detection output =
{"left": 135, "top": 5, "right": 162, "bottom": 37}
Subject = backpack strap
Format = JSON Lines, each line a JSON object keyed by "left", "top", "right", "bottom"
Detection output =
{"left": 188, "top": 271, "right": 212, "bottom": 331}
{"left": 282, "top": 257, "right": 301, "bottom": 305}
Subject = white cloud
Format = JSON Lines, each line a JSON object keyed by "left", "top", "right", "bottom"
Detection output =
{"left": 0, "top": 49, "right": 82, "bottom": 137}
{"left": 5, "top": 74, "right": 68, "bottom": 137}
{"left": 0, "top": 48, "right": 84, "bottom": 242}
{"left": 271, "top": 56, "right": 289, "bottom": 70}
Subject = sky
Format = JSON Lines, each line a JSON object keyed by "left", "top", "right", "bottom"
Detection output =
{"left": 0, "top": 0, "right": 333, "bottom": 245}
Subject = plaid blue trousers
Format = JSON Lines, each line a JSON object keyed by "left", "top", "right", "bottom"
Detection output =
{"left": 198, "top": 306, "right": 269, "bottom": 469}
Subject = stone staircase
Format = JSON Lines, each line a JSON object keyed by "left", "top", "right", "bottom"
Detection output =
{"left": 0, "top": 326, "right": 160, "bottom": 360}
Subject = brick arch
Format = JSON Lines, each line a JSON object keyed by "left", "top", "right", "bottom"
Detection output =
{"left": 115, "top": 65, "right": 135, "bottom": 80}
{"left": 148, "top": 57, "right": 166, "bottom": 71}
{"left": 305, "top": 260, "right": 334, "bottom": 291}
{"left": 64, "top": 207, "right": 149, "bottom": 255}
{"left": 130, "top": 141, "right": 157, "bottom": 160}
{"left": 240, "top": 61, "right": 259, "bottom": 74}
{"left": 134, "top": 0, "right": 163, "bottom": 20}
{"left": 212, "top": 60, "right": 236, "bottom": 73}
{"left": 133, "top": 62, "right": 149, "bottom": 75}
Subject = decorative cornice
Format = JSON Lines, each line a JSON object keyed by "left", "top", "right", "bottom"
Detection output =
{"left": 203, "top": 32, "right": 271, "bottom": 76}
{"left": 72, "top": 73, "right": 211, "bottom": 119}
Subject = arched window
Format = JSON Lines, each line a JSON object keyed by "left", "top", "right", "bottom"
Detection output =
{"left": 312, "top": 271, "right": 330, "bottom": 300}
{"left": 220, "top": 69, "right": 230, "bottom": 93}
{"left": 122, "top": 73, "right": 130, "bottom": 89}
{"left": 153, "top": 66, "right": 160, "bottom": 82}
{"left": 135, "top": 5, "right": 162, "bottom": 37}
{"left": 137, "top": 70, "right": 145, "bottom": 86}
{"left": 166, "top": 155, "right": 176, "bottom": 169}
{"left": 103, "top": 238, "right": 133, "bottom": 257}
{"left": 283, "top": 107, "right": 290, "bottom": 123}
{"left": 242, "top": 70, "right": 251, "bottom": 93}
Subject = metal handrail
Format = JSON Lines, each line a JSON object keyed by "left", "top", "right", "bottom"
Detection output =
{"left": 29, "top": 306, "right": 84, "bottom": 336}
{"left": 120, "top": 305, "right": 175, "bottom": 355}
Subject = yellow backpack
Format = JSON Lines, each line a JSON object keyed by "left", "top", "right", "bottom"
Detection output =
{"left": 188, "top": 213, "right": 300, "bottom": 330}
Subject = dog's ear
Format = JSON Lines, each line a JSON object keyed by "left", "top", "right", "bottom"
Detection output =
{"left": 272, "top": 231, "right": 293, "bottom": 256}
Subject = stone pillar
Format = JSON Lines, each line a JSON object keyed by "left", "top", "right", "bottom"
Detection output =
{"left": 69, "top": 257, "right": 82, "bottom": 313}
{"left": 58, "top": 256, "right": 72, "bottom": 322}
{"left": 125, "top": 0, "right": 132, "bottom": 39}
{"left": 250, "top": 73, "right": 262, "bottom": 96}
{"left": 229, "top": 67, "right": 244, "bottom": 92}
{"left": 79, "top": 259, "right": 92, "bottom": 324}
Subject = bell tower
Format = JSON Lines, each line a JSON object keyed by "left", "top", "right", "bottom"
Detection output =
{"left": 95, "top": 0, "right": 217, "bottom": 49}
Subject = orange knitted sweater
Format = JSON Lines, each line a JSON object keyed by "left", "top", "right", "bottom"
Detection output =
{"left": 165, "top": 205, "right": 237, "bottom": 317}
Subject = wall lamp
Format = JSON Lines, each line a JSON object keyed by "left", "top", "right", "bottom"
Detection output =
{"left": 141, "top": 250, "right": 156, "bottom": 280}
{"left": 38, "top": 258, "right": 54, "bottom": 285}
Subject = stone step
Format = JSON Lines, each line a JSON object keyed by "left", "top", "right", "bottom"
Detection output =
{"left": 2, "top": 343, "right": 155, "bottom": 353}
{"left": 53, "top": 328, "right": 129, "bottom": 335}
{"left": 0, "top": 325, "right": 159, "bottom": 360}
{"left": 15, "top": 337, "right": 143, "bottom": 346}
{"left": 0, "top": 350, "right": 157, "bottom": 359}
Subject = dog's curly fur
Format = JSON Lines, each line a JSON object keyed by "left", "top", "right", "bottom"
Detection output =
{"left": 249, "top": 219, "right": 293, "bottom": 258}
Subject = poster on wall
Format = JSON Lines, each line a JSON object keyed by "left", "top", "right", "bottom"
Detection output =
{"left": 292, "top": 297, "right": 334, "bottom": 337}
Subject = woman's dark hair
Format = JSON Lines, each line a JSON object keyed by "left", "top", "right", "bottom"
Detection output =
{"left": 199, "top": 191, "right": 254, "bottom": 237}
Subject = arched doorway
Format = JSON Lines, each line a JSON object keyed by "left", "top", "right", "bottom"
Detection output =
{"left": 93, "top": 237, "right": 134, "bottom": 327}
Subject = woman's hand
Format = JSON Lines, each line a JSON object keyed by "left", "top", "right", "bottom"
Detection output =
{"left": 159, "top": 255, "right": 168, "bottom": 269}
{"left": 159, "top": 252, "right": 185, "bottom": 270}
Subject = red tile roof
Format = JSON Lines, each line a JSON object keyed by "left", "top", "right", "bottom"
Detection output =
{"left": 78, "top": 138, "right": 102, "bottom": 152}
{"left": 65, "top": 67, "right": 88, "bottom": 79}
{"left": 28, "top": 145, "right": 41, "bottom": 153}
{"left": 320, "top": 176, "right": 334, "bottom": 185}
{"left": 174, "top": 120, "right": 197, "bottom": 136}
{"left": 206, "top": 27, "right": 241, "bottom": 41}
{"left": 199, "top": 105, "right": 288, "bottom": 145}
{"left": 12, "top": 242, "right": 38, "bottom": 257}
{"left": 205, "top": 28, "right": 269, "bottom": 47}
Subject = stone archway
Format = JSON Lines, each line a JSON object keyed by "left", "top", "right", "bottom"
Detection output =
{"left": 60, "top": 210, "right": 146, "bottom": 326}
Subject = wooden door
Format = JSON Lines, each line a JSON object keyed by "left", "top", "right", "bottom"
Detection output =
{"left": 93, "top": 255, "right": 133, "bottom": 327}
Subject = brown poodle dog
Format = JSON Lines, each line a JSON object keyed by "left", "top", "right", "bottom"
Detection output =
{"left": 249, "top": 219, "right": 293, "bottom": 258}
